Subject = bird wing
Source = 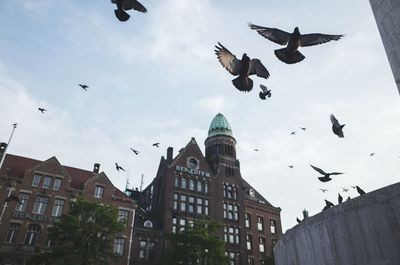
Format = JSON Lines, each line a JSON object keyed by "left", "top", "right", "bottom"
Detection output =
{"left": 329, "top": 172, "right": 343, "bottom": 175}
{"left": 300, "top": 33, "right": 343, "bottom": 47}
{"left": 215, "top": 42, "right": 241, "bottom": 75}
{"left": 260, "top": 84, "right": 268, "bottom": 93}
{"left": 310, "top": 164, "right": 326, "bottom": 175}
{"left": 248, "top": 59, "right": 270, "bottom": 79}
{"left": 126, "top": 0, "right": 147, "bottom": 13}
{"left": 248, "top": 23, "right": 290, "bottom": 45}
{"left": 330, "top": 114, "right": 340, "bottom": 126}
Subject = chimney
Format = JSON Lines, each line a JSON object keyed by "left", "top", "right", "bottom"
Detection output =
{"left": 93, "top": 163, "right": 100, "bottom": 173}
{"left": 0, "top": 142, "right": 7, "bottom": 164}
{"left": 167, "top": 147, "right": 173, "bottom": 160}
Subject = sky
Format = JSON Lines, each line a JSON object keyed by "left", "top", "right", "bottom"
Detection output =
{"left": 0, "top": 0, "right": 399, "bottom": 232}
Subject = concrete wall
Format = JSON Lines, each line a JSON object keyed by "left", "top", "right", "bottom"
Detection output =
{"left": 369, "top": 0, "right": 400, "bottom": 94}
{"left": 274, "top": 182, "right": 400, "bottom": 265}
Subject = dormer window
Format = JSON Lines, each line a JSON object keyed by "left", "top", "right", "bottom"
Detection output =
{"left": 187, "top": 157, "right": 198, "bottom": 169}
{"left": 144, "top": 220, "right": 153, "bottom": 228}
{"left": 94, "top": 185, "right": 104, "bottom": 198}
{"left": 249, "top": 189, "right": 255, "bottom": 198}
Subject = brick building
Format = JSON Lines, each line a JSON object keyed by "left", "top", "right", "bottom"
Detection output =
{"left": 0, "top": 148, "right": 135, "bottom": 265}
{"left": 131, "top": 113, "right": 282, "bottom": 265}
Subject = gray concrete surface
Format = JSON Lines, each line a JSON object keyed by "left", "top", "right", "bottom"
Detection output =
{"left": 275, "top": 182, "right": 400, "bottom": 265}
{"left": 369, "top": 0, "right": 400, "bottom": 94}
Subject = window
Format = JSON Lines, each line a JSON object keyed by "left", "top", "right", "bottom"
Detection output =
{"left": 189, "top": 180, "right": 195, "bottom": 190}
{"left": 257, "top": 216, "right": 264, "bottom": 231}
{"left": 272, "top": 239, "right": 277, "bottom": 248}
{"left": 197, "top": 181, "right": 202, "bottom": 192}
{"left": 32, "top": 174, "right": 41, "bottom": 187}
{"left": 224, "top": 226, "right": 240, "bottom": 244}
{"left": 188, "top": 196, "right": 195, "bottom": 213}
{"left": 225, "top": 251, "right": 240, "bottom": 265}
{"left": 5, "top": 223, "right": 20, "bottom": 243}
{"left": 223, "top": 203, "right": 239, "bottom": 221}
{"left": 172, "top": 217, "right": 177, "bottom": 233}
{"left": 246, "top": 234, "right": 252, "bottom": 250}
{"left": 94, "top": 185, "right": 104, "bottom": 198}
{"left": 118, "top": 209, "right": 129, "bottom": 223}
{"left": 42, "top": 176, "right": 52, "bottom": 189}
{"left": 53, "top": 178, "right": 62, "bottom": 191}
{"left": 204, "top": 199, "right": 209, "bottom": 215}
{"left": 174, "top": 176, "right": 179, "bottom": 187}
{"left": 144, "top": 220, "right": 153, "bottom": 228}
{"left": 224, "top": 183, "right": 237, "bottom": 199}
{"left": 173, "top": 193, "right": 178, "bottom": 210}
{"left": 196, "top": 198, "right": 202, "bottom": 214}
{"left": 139, "top": 240, "right": 146, "bottom": 259}
{"left": 138, "top": 240, "right": 156, "bottom": 260}
{"left": 181, "top": 178, "right": 187, "bottom": 189}
{"left": 15, "top": 193, "right": 30, "bottom": 212}
{"left": 248, "top": 256, "right": 254, "bottom": 265}
{"left": 32, "top": 196, "right": 48, "bottom": 215}
{"left": 179, "top": 218, "right": 186, "bottom": 232}
{"left": 270, "top": 219, "right": 277, "bottom": 234}
{"left": 24, "top": 224, "right": 41, "bottom": 246}
{"left": 204, "top": 182, "right": 209, "bottom": 193}
{"left": 45, "top": 234, "right": 53, "bottom": 247}
{"left": 114, "top": 237, "right": 125, "bottom": 256}
{"left": 259, "top": 236, "right": 265, "bottom": 253}
{"left": 180, "top": 195, "right": 186, "bottom": 211}
{"left": 245, "top": 213, "right": 251, "bottom": 228}
{"left": 51, "top": 199, "right": 64, "bottom": 217}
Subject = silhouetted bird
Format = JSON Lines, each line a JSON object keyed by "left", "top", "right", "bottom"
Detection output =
{"left": 290, "top": 131, "right": 296, "bottom": 135}
{"left": 322, "top": 199, "right": 334, "bottom": 212}
{"left": 330, "top": 114, "right": 345, "bottom": 138}
{"left": 130, "top": 148, "right": 139, "bottom": 155}
{"left": 248, "top": 23, "right": 343, "bottom": 64}
{"left": 310, "top": 164, "right": 343, "bottom": 182}
{"left": 38, "top": 108, "right": 47, "bottom": 113}
{"left": 112, "top": 0, "right": 147, "bottom": 22}
{"left": 346, "top": 196, "right": 351, "bottom": 201}
{"left": 152, "top": 143, "right": 160, "bottom": 147}
{"left": 115, "top": 162, "right": 126, "bottom": 172}
{"left": 5, "top": 194, "right": 22, "bottom": 204}
{"left": 215, "top": 42, "right": 270, "bottom": 92}
{"left": 342, "top": 187, "right": 349, "bottom": 192}
{"left": 338, "top": 193, "right": 343, "bottom": 204}
{"left": 319, "top": 188, "right": 328, "bottom": 193}
{"left": 259, "top": 84, "right": 271, "bottom": 100}
{"left": 370, "top": 153, "right": 375, "bottom": 156}
{"left": 352, "top": 186, "right": 366, "bottom": 195}
{"left": 254, "top": 149, "right": 259, "bottom": 151}
{"left": 79, "top": 84, "right": 89, "bottom": 91}
{"left": 296, "top": 217, "right": 301, "bottom": 224}
{"left": 288, "top": 165, "right": 294, "bottom": 169}
{"left": 300, "top": 127, "right": 307, "bottom": 131}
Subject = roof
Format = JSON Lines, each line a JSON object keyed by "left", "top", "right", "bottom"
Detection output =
{"left": 208, "top": 113, "right": 233, "bottom": 138}
{"left": 241, "top": 178, "right": 275, "bottom": 208}
{"left": 1, "top": 154, "right": 131, "bottom": 201}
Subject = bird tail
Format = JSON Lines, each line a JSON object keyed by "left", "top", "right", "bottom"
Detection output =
{"left": 274, "top": 48, "right": 305, "bottom": 64}
{"left": 114, "top": 9, "right": 130, "bottom": 22}
{"left": 232, "top": 76, "right": 253, "bottom": 92}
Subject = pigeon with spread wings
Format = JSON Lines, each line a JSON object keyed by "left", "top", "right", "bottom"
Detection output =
{"left": 248, "top": 23, "right": 343, "bottom": 64}
{"left": 112, "top": 0, "right": 147, "bottom": 22}
{"left": 215, "top": 42, "right": 270, "bottom": 92}
{"left": 310, "top": 164, "right": 343, "bottom": 182}
{"left": 330, "top": 114, "right": 345, "bottom": 138}
{"left": 259, "top": 84, "right": 271, "bottom": 100}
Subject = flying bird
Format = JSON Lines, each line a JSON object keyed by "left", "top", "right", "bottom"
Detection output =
{"left": 319, "top": 188, "right": 328, "bottom": 193}
{"left": 115, "top": 162, "right": 126, "bottom": 172}
{"left": 342, "top": 187, "right": 349, "bottom": 193}
{"left": 300, "top": 127, "right": 307, "bottom": 131}
{"left": 79, "top": 84, "right": 89, "bottom": 91}
{"left": 370, "top": 153, "right": 375, "bottom": 157}
{"left": 288, "top": 165, "right": 294, "bottom": 169}
{"left": 310, "top": 164, "right": 343, "bottom": 182}
{"left": 112, "top": 0, "right": 147, "bottom": 22}
{"left": 130, "top": 148, "right": 139, "bottom": 155}
{"left": 259, "top": 84, "right": 271, "bottom": 100}
{"left": 352, "top": 186, "right": 366, "bottom": 195}
{"left": 254, "top": 149, "right": 259, "bottom": 151}
{"left": 338, "top": 193, "right": 343, "bottom": 204}
{"left": 290, "top": 131, "right": 296, "bottom": 135}
{"left": 5, "top": 194, "right": 22, "bottom": 204}
{"left": 248, "top": 23, "right": 343, "bottom": 64}
{"left": 330, "top": 114, "right": 345, "bottom": 138}
{"left": 152, "top": 143, "right": 160, "bottom": 147}
{"left": 38, "top": 108, "right": 47, "bottom": 113}
{"left": 214, "top": 42, "right": 270, "bottom": 92}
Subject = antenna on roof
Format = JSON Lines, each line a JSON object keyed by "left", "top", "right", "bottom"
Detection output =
{"left": 140, "top": 173, "right": 144, "bottom": 192}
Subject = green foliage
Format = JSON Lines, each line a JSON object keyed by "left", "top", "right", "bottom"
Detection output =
{"left": 29, "top": 197, "right": 125, "bottom": 265}
{"left": 162, "top": 219, "right": 229, "bottom": 265}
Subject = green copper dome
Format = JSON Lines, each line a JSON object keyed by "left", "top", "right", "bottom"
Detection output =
{"left": 208, "top": 113, "right": 233, "bottom": 137}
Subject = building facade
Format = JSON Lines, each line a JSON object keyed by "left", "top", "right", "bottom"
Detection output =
{"left": 131, "top": 113, "right": 282, "bottom": 265}
{"left": 369, "top": 0, "right": 400, "bottom": 94}
{"left": 0, "top": 151, "right": 135, "bottom": 265}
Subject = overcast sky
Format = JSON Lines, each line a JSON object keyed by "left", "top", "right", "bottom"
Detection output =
{"left": 0, "top": 0, "right": 399, "bottom": 232}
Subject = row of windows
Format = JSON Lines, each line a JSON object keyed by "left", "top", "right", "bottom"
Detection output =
{"left": 225, "top": 251, "right": 240, "bottom": 265}
{"left": 224, "top": 226, "right": 240, "bottom": 244}
{"left": 16, "top": 193, "right": 65, "bottom": 217}
{"left": 246, "top": 235, "right": 266, "bottom": 253}
{"left": 138, "top": 240, "right": 156, "bottom": 260}
{"left": 225, "top": 165, "right": 235, "bottom": 176}
{"left": 32, "top": 174, "right": 62, "bottom": 191}
{"left": 223, "top": 183, "right": 238, "bottom": 199}
{"left": 172, "top": 217, "right": 194, "bottom": 233}
{"left": 209, "top": 143, "right": 234, "bottom": 156}
{"left": 173, "top": 193, "right": 209, "bottom": 215}
{"left": 6, "top": 223, "right": 125, "bottom": 256}
{"left": 174, "top": 176, "right": 209, "bottom": 193}
{"left": 223, "top": 203, "right": 239, "bottom": 221}
{"left": 245, "top": 213, "right": 278, "bottom": 234}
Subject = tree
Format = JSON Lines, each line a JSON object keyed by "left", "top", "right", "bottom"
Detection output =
{"left": 162, "top": 218, "right": 229, "bottom": 265}
{"left": 29, "top": 197, "right": 125, "bottom": 265}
